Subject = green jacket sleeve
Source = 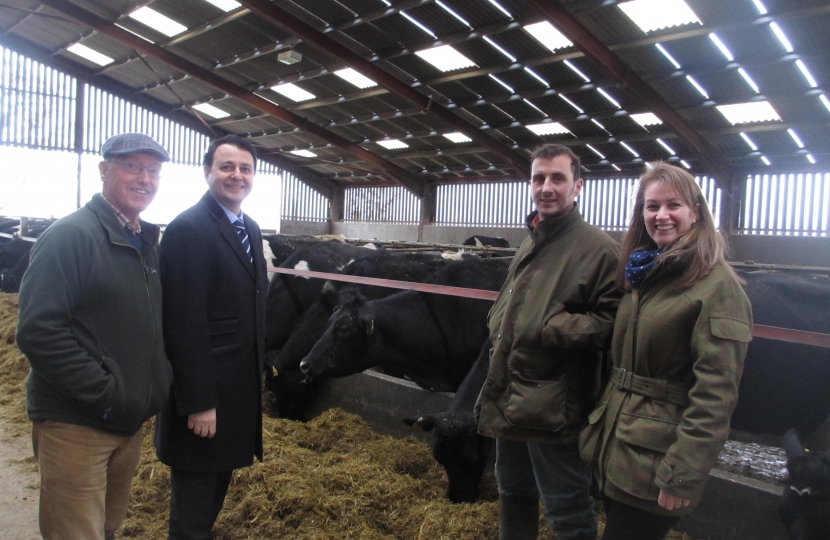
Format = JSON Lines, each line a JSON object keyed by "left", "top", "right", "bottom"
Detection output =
{"left": 655, "top": 273, "right": 752, "bottom": 500}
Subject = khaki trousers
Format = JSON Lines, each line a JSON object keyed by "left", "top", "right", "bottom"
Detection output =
{"left": 32, "top": 421, "right": 144, "bottom": 540}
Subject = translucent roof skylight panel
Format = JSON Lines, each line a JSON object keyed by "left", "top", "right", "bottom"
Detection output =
{"left": 386, "top": 52, "right": 461, "bottom": 82}
{"left": 572, "top": 4, "right": 646, "bottom": 44}
{"left": 60, "top": 34, "right": 129, "bottom": 66}
{"left": 617, "top": 0, "right": 701, "bottom": 34}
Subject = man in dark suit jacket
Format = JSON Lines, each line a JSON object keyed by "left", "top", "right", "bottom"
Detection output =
{"left": 154, "top": 135, "right": 268, "bottom": 540}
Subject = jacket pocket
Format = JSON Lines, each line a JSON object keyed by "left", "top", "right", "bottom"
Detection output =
{"left": 99, "top": 356, "right": 125, "bottom": 416}
{"left": 504, "top": 349, "right": 587, "bottom": 432}
{"left": 710, "top": 316, "right": 752, "bottom": 342}
{"left": 505, "top": 369, "right": 570, "bottom": 432}
{"left": 606, "top": 412, "right": 679, "bottom": 500}
{"left": 209, "top": 318, "right": 238, "bottom": 348}
{"left": 578, "top": 401, "right": 607, "bottom": 467}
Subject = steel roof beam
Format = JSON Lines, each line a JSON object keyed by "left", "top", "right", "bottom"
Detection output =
{"left": 236, "top": 0, "right": 531, "bottom": 178}
{"left": 38, "top": 0, "right": 425, "bottom": 197}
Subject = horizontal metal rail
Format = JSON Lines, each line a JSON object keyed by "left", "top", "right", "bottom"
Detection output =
{"left": 269, "top": 266, "right": 500, "bottom": 301}
{"left": 0, "top": 233, "right": 36, "bottom": 242}
{"left": 269, "top": 266, "right": 830, "bottom": 349}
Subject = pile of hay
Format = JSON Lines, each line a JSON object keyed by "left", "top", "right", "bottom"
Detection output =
{"left": 0, "top": 293, "right": 29, "bottom": 436}
{"left": 0, "top": 292, "right": 693, "bottom": 539}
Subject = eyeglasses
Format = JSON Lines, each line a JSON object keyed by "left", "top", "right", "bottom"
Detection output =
{"left": 109, "top": 160, "right": 162, "bottom": 179}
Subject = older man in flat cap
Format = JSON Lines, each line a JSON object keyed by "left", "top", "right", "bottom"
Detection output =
{"left": 17, "top": 133, "right": 174, "bottom": 540}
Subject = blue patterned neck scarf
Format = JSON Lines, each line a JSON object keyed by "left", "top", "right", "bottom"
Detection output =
{"left": 625, "top": 248, "right": 664, "bottom": 289}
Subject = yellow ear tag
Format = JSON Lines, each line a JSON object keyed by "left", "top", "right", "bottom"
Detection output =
{"left": 271, "top": 366, "right": 279, "bottom": 377}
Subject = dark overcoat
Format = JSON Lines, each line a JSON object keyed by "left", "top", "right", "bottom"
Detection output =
{"left": 154, "top": 191, "right": 268, "bottom": 471}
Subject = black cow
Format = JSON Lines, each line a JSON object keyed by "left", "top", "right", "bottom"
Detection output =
{"left": 0, "top": 239, "right": 34, "bottom": 293}
{"left": 404, "top": 338, "right": 494, "bottom": 503}
{"left": 730, "top": 270, "right": 830, "bottom": 445}
{"left": 299, "top": 257, "right": 510, "bottom": 391}
{"left": 462, "top": 235, "right": 510, "bottom": 248}
{"left": 263, "top": 234, "right": 326, "bottom": 267}
{"left": 780, "top": 428, "right": 830, "bottom": 540}
{"left": 265, "top": 241, "right": 385, "bottom": 351}
{"left": 265, "top": 252, "right": 463, "bottom": 420}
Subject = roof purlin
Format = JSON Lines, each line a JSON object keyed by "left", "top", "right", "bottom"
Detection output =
{"left": 37, "top": 0, "right": 425, "bottom": 198}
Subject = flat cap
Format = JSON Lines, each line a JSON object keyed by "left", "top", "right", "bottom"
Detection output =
{"left": 101, "top": 133, "right": 170, "bottom": 162}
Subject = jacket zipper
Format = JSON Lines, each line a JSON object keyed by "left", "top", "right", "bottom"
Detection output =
{"left": 112, "top": 237, "right": 158, "bottom": 414}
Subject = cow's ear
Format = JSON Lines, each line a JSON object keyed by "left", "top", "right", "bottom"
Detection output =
{"left": 362, "top": 314, "right": 375, "bottom": 337}
{"left": 404, "top": 415, "right": 437, "bottom": 432}
{"left": 783, "top": 429, "right": 807, "bottom": 460}
{"left": 320, "top": 281, "right": 342, "bottom": 312}
{"left": 339, "top": 287, "right": 366, "bottom": 309}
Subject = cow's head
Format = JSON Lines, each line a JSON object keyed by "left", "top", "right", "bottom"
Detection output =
{"left": 781, "top": 429, "right": 830, "bottom": 539}
{"left": 299, "top": 289, "right": 377, "bottom": 380}
{"left": 404, "top": 412, "right": 492, "bottom": 503}
{"left": 784, "top": 429, "right": 830, "bottom": 498}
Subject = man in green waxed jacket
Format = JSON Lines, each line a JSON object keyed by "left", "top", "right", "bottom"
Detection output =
{"left": 16, "top": 133, "right": 174, "bottom": 540}
{"left": 476, "top": 144, "right": 621, "bottom": 540}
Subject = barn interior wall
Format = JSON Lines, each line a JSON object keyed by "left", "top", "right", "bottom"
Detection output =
{"left": 280, "top": 219, "right": 331, "bottom": 237}
{"left": 727, "top": 234, "right": 830, "bottom": 267}
{"left": 331, "top": 222, "right": 420, "bottom": 242}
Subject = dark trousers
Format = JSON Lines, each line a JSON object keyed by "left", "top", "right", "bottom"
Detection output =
{"left": 168, "top": 469, "right": 233, "bottom": 540}
{"left": 601, "top": 497, "right": 680, "bottom": 540}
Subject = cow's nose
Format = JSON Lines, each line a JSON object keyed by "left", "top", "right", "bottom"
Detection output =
{"left": 299, "top": 358, "right": 311, "bottom": 374}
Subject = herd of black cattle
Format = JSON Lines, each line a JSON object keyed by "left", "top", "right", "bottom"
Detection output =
{"left": 1, "top": 222, "right": 829, "bottom": 539}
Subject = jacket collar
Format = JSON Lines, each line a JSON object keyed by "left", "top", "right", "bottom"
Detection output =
{"left": 88, "top": 193, "right": 159, "bottom": 254}
{"left": 525, "top": 203, "right": 583, "bottom": 250}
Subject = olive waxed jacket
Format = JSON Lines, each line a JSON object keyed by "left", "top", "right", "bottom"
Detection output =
{"left": 476, "top": 206, "right": 621, "bottom": 445}
{"left": 579, "top": 259, "right": 752, "bottom": 515}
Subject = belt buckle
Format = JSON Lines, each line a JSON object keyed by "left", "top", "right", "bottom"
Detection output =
{"left": 616, "top": 368, "right": 626, "bottom": 390}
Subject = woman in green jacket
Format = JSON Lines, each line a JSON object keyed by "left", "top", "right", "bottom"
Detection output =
{"left": 579, "top": 162, "right": 753, "bottom": 540}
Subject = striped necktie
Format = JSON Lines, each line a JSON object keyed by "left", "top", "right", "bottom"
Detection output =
{"left": 233, "top": 218, "right": 252, "bottom": 263}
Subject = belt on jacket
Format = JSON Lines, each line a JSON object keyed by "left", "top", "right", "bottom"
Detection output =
{"left": 611, "top": 367, "right": 691, "bottom": 408}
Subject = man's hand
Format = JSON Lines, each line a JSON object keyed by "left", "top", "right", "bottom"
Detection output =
{"left": 658, "top": 489, "right": 690, "bottom": 511}
{"left": 187, "top": 408, "right": 217, "bottom": 438}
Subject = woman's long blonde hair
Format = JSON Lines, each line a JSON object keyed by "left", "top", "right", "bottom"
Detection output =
{"left": 616, "top": 162, "right": 737, "bottom": 290}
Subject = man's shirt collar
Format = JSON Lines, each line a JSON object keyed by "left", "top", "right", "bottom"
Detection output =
{"left": 101, "top": 194, "right": 141, "bottom": 234}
